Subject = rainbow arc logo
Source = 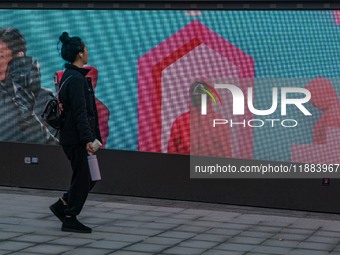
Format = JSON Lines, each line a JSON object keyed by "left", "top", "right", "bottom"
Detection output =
{"left": 199, "top": 84, "right": 223, "bottom": 105}
{"left": 193, "top": 82, "right": 223, "bottom": 115}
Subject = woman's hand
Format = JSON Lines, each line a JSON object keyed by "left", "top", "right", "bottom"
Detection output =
{"left": 86, "top": 141, "right": 98, "bottom": 154}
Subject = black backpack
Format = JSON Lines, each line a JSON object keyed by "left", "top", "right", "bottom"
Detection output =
{"left": 41, "top": 75, "right": 72, "bottom": 130}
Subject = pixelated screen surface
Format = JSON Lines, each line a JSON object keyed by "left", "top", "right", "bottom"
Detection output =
{"left": 0, "top": 10, "right": 339, "bottom": 164}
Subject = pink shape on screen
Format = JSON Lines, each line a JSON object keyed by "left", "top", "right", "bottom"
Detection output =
{"left": 160, "top": 44, "right": 239, "bottom": 156}
{"left": 292, "top": 128, "right": 340, "bottom": 164}
{"left": 333, "top": 11, "right": 340, "bottom": 25}
{"left": 138, "top": 20, "right": 254, "bottom": 158}
{"left": 291, "top": 77, "right": 340, "bottom": 163}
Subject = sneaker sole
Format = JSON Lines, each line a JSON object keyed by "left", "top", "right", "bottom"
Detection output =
{"left": 61, "top": 227, "right": 92, "bottom": 233}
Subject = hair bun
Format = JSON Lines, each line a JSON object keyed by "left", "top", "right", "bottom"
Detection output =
{"left": 59, "top": 32, "right": 70, "bottom": 44}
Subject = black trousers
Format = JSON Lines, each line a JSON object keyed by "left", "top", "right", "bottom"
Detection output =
{"left": 62, "top": 144, "right": 96, "bottom": 216}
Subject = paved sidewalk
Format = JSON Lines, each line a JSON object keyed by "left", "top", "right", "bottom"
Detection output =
{"left": 1, "top": 187, "right": 340, "bottom": 255}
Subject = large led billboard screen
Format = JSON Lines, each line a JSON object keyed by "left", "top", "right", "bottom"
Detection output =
{"left": 1, "top": 9, "right": 339, "bottom": 168}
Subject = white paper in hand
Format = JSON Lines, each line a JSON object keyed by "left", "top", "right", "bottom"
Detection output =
{"left": 92, "top": 139, "right": 102, "bottom": 150}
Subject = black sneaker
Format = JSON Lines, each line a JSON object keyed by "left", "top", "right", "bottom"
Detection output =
{"left": 49, "top": 199, "right": 66, "bottom": 222}
{"left": 61, "top": 216, "right": 92, "bottom": 233}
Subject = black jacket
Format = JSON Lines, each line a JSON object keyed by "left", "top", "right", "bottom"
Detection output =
{"left": 59, "top": 64, "right": 101, "bottom": 145}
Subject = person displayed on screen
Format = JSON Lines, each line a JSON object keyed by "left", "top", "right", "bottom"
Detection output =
{"left": 0, "top": 27, "right": 57, "bottom": 144}
{"left": 49, "top": 32, "right": 102, "bottom": 234}
{"left": 305, "top": 77, "right": 340, "bottom": 144}
{"left": 167, "top": 80, "right": 232, "bottom": 157}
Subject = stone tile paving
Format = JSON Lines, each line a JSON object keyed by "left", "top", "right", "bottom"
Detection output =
{"left": 1, "top": 187, "right": 340, "bottom": 254}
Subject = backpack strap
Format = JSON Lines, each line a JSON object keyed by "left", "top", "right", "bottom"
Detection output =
{"left": 56, "top": 75, "right": 73, "bottom": 95}
{"left": 56, "top": 75, "right": 73, "bottom": 118}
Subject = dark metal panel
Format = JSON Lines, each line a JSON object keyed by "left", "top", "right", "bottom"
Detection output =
{"left": 1, "top": 142, "right": 338, "bottom": 213}
{"left": 0, "top": 142, "right": 11, "bottom": 186}
{"left": 0, "top": 1, "right": 338, "bottom": 10}
{"left": 8, "top": 142, "right": 70, "bottom": 190}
